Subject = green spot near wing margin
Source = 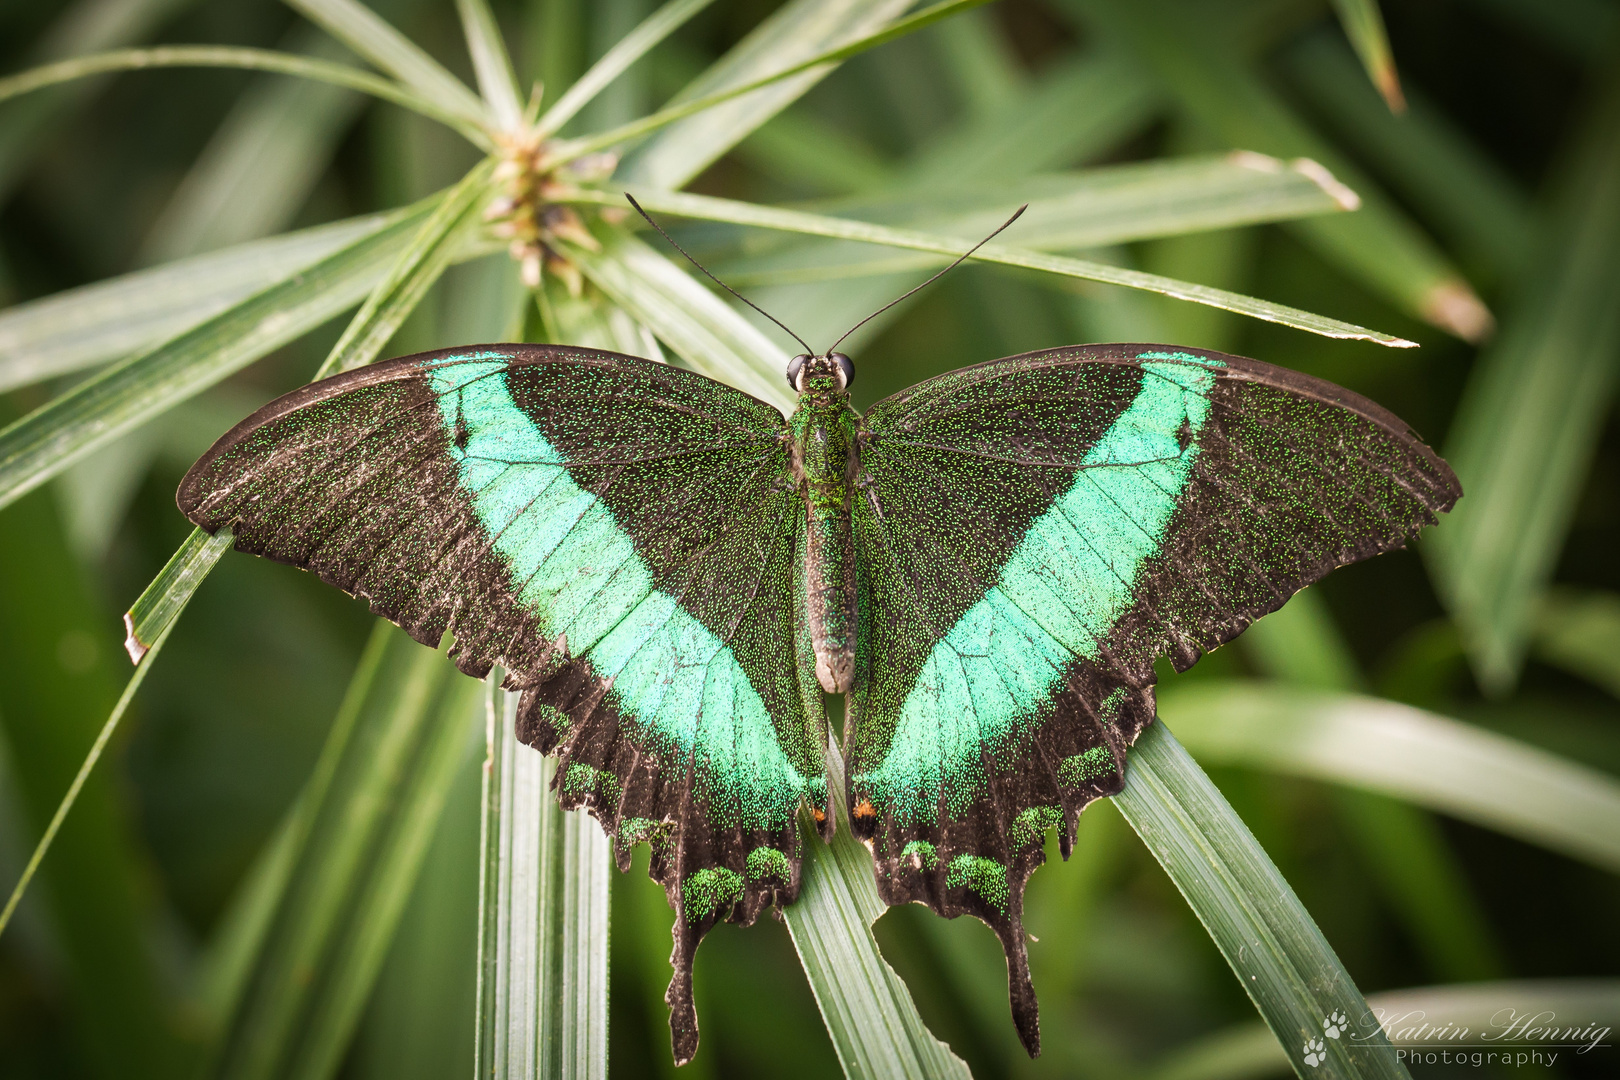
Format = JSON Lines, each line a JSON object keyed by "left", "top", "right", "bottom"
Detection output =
{"left": 860, "top": 354, "right": 1225, "bottom": 824}
{"left": 425, "top": 356, "right": 814, "bottom": 831}
{"left": 683, "top": 866, "right": 744, "bottom": 921}
{"left": 946, "top": 854, "right": 1010, "bottom": 913}
{"left": 745, "top": 846, "right": 791, "bottom": 883}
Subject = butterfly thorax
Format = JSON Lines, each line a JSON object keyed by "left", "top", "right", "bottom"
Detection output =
{"left": 788, "top": 381, "right": 859, "bottom": 693}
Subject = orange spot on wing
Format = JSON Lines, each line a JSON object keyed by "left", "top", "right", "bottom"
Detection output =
{"left": 812, "top": 807, "right": 827, "bottom": 823}
{"left": 852, "top": 799, "right": 876, "bottom": 820}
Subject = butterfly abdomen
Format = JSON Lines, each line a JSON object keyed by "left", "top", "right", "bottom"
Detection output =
{"left": 790, "top": 398, "right": 859, "bottom": 693}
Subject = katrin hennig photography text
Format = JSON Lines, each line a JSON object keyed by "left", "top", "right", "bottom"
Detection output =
{"left": 1329, "top": 1005, "right": 1613, "bottom": 1069}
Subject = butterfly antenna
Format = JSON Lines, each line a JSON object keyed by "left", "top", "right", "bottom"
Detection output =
{"left": 825, "top": 204, "right": 1028, "bottom": 356}
{"left": 624, "top": 193, "right": 815, "bottom": 356}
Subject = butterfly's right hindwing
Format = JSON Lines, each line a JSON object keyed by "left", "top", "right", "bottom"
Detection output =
{"left": 179, "top": 345, "right": 826, "bottom": 1065}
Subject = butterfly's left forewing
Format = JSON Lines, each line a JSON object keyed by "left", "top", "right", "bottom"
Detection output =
{"left": 179, "top": 345, "right": 828, "bottom": 1064}
{"left": 849, "top": 345, "right": 1460, "bottom": 1054}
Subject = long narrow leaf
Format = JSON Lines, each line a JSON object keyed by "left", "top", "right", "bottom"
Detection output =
{"left": 0, "top": 198, "right": 433, "bottom": 512}
{"left": 1241, "top": 594, "right": 1505, "bottom": 982}
{"left": 122, "top": 526, "right": 234, "bottom": 662}
{"left": 208, "top": 623, "right": 477, "bottom": 1080}
{"left": 0, "top": 213, "right": 400, "bottom": 392}
{"left": 1426, "top": 66, "right": 1620, "bottom": 693}
{"left": 1279, "top": 29, "right": 1532, "bottom": 282}
{"left": 782, "top": 744, "right": 972, "bottom": 1080}
{"left": 285, "top": 675, "right": 481, "bottom": 1079}
{"left": 284, "top": 0, "right": 488, "bottom": 124}
{"left": 734, "top": 46, "right": 1165, "bottom": 351}
{"left": 193, "top": 624, "right": 399, "bottom": 1038}
{"left": 536, "top": 0, "right": 717, "bottom": 137}
{"left": 1115, "top": 723, "right": 1410, "bottom": 1080}
{"left": 617, "top": 0, "right": 916, "bottom": 188}
{"left": 558, "top": 0, "right": 988, "bottom": 167}
{"left": 1161, "top": 682, "right": 1620, "bottom": 874}
{"left": 575, "top": 187, "right": 1414, "bottom": 346}
{"left": 0, "top": 46, "right": 490, "bottom": 146}
{"left": 1327, "top": 0, "right": 1403, "bottom": 110}
{"left": 711, "top": 154, "right": 1356, "bottom": 287}
{"left": 476, "top": 686, "right": 610, "bottom": 1080}
{"left": 140, "top": 28, "right": 370, "bottom": 263}
{"left": 316, "top": 158, "right": 495, "bottom": 378}
{"left": 1070, "top": 0, "right": 1491, "bottom": 341}
{"left": 454, "top": 0, "right": 523, "bottom": 129}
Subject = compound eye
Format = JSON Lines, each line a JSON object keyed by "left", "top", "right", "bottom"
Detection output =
{"left": 831, "top": 352, "right": 855, "bottom": 389}
{"left": 786, "top": 353, "right": 810, "bottom": 390}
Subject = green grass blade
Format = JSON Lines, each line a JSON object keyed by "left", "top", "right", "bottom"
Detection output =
{"left": 454, "top": 0, "right": 523, "bottom": 130}
{"left": 121, "top": 526, "right": 234, "bottom": 662}
{"left": 1241, "top": 594, "right": 1505, "bottom": 982}
{"left": 0, "top": 45, "right": 490, "bottom": 146}
{"left": 1161, "top": 682, "right": 1620, "bottom": 874}
{"left": 284, "top": 0, "right": 489, "bottom": 124}
{"left": 1327, "top": 0, "right": 1403, "bottom": 111}
{"left": 617, "top": 0, "right": 916, "bottom": 188}
{"left": 476, "top": 687, "right": 610, "bottom": 1080}
{"left": 725, "top": 46, "right": 1163, "bottom": 349}
{"left": 562, "top": 224, "right": 794, "bottom": 409}
{"left": 1070, "top": 0, "right": 1491, "bottom": 341}
{"left": 140, "top": 28, "right": 370, "bottom": 263}
{"left": 1279, "top": 29, "right": 1533, "bottom": 282}
{"left": 0, "top": 213, "right": 401, "bottom": 392}
{"left": 784, "top": 744, "right": 972, "bottom": 1080}
{"left": 1115, "top": 723, "right": 1411, "bottom": 1080}
{"left": 1426, "top": 66, "right": 1620, "bottom": 694}
{"left": 710, "top": 154, "right": 1356, "bottom": 287}
{"left": 207, "top": 623, "right": 478, "bottom": 1080}
{"left": 1536, "top": 588, "right": 1620, "bottom": 699}
{"left": 316, "top": 158, "right": 495, "bottom": 378}
{"left": 192, "top": 806, "right": 305, "bottom": 1041}
{"left": 286, "top": 677, "right": 481, "bottom": 1080}
{"left": 578, "top": 187, "right": 1413, "bottom": 346}
{"left": 536, "top": 0, "right": 716, "bottom": 137}
{"left": 0, "top": 200, "right": 431, "bottom": 512}
{"left": 557, "top": 0, "right": 988, "bottom": 167}
{"left": 193, "top": 624, "right": 397, "bottom": 1040}
{"left": 1149, "top": 979, "right": 1620, "bottom": 1080}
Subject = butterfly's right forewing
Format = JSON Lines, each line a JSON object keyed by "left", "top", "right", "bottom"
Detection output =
{"left": 180, "top": 345, "right": 828, "bottom": 1065}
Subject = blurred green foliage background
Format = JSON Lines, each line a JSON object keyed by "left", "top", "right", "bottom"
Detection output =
{"left": 0, "top": 1, "right": 1617, "bottom": 1078}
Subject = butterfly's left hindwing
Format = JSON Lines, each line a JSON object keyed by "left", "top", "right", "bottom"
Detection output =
{"left": 849, "top": 345, "right": 1460, "bottom": 1054}
{"left": 179, "top": 345, "right": 828, "bottom": 1065}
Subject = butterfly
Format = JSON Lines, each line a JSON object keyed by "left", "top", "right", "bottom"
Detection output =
{"left": 178, "top": 338, "right": 1459, "bottom": 1064}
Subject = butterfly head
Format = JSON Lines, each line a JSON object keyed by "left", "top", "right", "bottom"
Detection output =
{"left": 787, "top": 352, "right": 855, "bottom": 398}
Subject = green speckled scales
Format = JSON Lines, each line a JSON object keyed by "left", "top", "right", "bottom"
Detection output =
{"left": 178, "top": 342, "right": 1459, "bottom": 1063}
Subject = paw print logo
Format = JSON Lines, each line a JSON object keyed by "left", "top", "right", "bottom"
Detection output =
{"left": 1322, "top": 1010, "right": 1348, "bottom": 1039}
{"left": 1302, "top": 1038, "right": 1327, "bottom": 1067}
